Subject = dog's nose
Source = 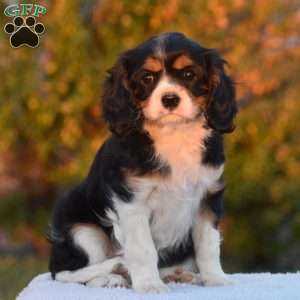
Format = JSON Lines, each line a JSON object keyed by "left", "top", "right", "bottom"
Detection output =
{"left": 161, "top": 93, "right": 180, "bottom": 110}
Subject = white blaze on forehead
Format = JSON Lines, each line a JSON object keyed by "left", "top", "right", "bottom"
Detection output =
{"left": 142, "top": 75, "right": 198, "bottom": 122}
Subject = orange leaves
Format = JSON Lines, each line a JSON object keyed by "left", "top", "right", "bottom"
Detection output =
{"left": 239, "top": 68, "right": 280, "bottom": 96}
{"left": 162, "top": 0, "right": 181, "bottom": 21}
{"left": 149, "top": 0, "right": 181, "bottom": 29}
{"left": 27, "top": 97, "right": 39, "bottom": 111}
{"left": 276, "top": 145, "right": 291, "bottom": 163}
{"left": 44, "top": 61, "right": 58, "bottom": 75}
{"left": 208, "top": 0, "right": 229, "bottom": 29}
{"left": 60, "top": 118, "right": 82, "bottom": 148}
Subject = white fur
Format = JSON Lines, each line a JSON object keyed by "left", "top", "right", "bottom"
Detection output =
{"left": 71, "top": 224, "right": 110, "bottom": 265}
{"left": 193, "top": 214, "right": 232, "bottom": 286}
{"left": 143, "top": 75, "right": 198, "bottom": 124}
{"left": 113, "top": 200, "right": 167, "bottom": 293}
{"left": 55, "top": 226, "right": 123, "bottom": 288}
{"left": 86, "top": 273, "right": 128, "bottom": 288}
{"left": 56, "top": 256, "right": 123, "bottom": 283}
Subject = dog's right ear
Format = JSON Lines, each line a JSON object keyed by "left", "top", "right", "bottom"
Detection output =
{"left": 102, "top": 54, "right": 141, "bottom": 137}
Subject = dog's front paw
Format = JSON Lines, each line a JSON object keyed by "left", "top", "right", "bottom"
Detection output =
{"left": 201, "top": 273, "right": 232, "bottom": 286}
{"left": 163, "top": 270, "right": 202, "bottom": 285}
{"left": 134, "top": 279, "right": 168, "bottom": 293}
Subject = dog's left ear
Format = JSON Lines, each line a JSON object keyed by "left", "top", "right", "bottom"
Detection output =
{"left": 204, "top": 50, "right": 237, "bottom": 134}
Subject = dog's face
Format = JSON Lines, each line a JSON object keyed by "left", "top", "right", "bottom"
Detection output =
{"left": 128, "top": 51, "right": 207, "bottom": 126}
{"left": 103, "top": 32, "right": 237, "bottom": 135}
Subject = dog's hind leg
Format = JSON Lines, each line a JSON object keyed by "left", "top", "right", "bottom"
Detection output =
{"left": 86, "top": 271, "right": 129, "bottom": 288}
{"left": 54, "top": 224, "right": 128, "bottom": 287}
{"left": 50, "top": 223, "right": 111, "bottom": 277}
{"left": 70, "top": 223, "right": 112, "bottom": 265}
{"left": 55, "top": 256, "right": 124, "bottom": 283}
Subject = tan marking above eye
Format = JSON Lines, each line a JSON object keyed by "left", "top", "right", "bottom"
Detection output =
{"left": 173, "top": 54, "right": 193, "bottom": 69}
{"left": 143, "top": 57, "right": 162, "bottom": 72}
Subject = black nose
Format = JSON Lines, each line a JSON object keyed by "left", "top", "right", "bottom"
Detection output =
{"left": 161, "top": 94, "right": 180, "bottom": 110}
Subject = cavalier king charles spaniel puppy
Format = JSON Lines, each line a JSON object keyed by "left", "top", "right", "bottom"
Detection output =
{"left": 49, "top": 32, "right": 237, "bottom": 293}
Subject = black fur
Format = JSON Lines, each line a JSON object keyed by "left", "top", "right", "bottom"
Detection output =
{"left": 49, "top": 234, "right": 88, "bottom": 279}
{"left": 202, "top": 188, "right": 225, "bottom": 228}
{"left": 49, "top": 32, "right": 236, "bottom": 278}
{"left": 102, "top": 64, "right": 142, "bottom": 137}
{"left": 158, "top": 231, "right": 194, "bottom": 268}
{"left": 205, "top": 51, "right": 237, "bottom": 133}
{"left": 202, "top": 130, "right": 225, "bottom": 166}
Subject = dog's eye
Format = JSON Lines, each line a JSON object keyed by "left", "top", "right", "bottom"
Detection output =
{"left": 183, "top": 69, "right": 195, "bottom": 81}
{"left": 142, "top": 72, "right": 155, "bottom": 85}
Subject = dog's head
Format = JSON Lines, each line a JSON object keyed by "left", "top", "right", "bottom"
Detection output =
{"left": 102, "top": 32, "right": 237, "bottom": 136}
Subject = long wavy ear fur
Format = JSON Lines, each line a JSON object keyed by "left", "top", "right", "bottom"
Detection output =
{"left": 204, "top": 50, "right": 237, "bottom": 134}
{"left": 102, "top": 55, "right": 141, "bottom": 136}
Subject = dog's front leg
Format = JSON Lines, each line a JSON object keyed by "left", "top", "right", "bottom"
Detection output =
{"left": 116, "top": 202, "right": 168, "bottom": 293}
{"left": 192, "top": 206, "right": 231, "bottom": 286}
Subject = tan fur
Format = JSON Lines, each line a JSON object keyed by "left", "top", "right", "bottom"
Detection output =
{"left": 199, "top": 207, "right": 216, "bottom": 225}
{"left": 163, "top": 269, "right": 194, "bottom": 283}
{"left": 143, "top": 57, "right": 163, "bottom": 72}
{"left": 144, "top": 119, "right": 210, "bottom": 184}
{"left": 173, "top": 54, "right": 193, "bottom": 69}
{"left": 193, "top": 95, "right": 206, "bottom": 109}
{"left": 160, "top": 260, "right": 201, "bottom": 285}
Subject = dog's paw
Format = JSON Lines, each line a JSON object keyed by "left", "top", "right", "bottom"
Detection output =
{"left": 86, "top": 274, "right": 128, "bottom": 288}
{"left": 55, "top": 271, "right": 73, "bottom": 283}
{"left": 163, "top": 270, "right": 202, "bottom": 285}
{"left": 134, "top": 279, "right": 168, "bottom": 293}
{"left": 201, "top": 273, "right": 232, "bottom": 286}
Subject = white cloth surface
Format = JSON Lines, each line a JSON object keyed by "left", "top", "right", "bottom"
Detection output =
{"left": 17, "top": 272, "right": 300, "bottom": 300}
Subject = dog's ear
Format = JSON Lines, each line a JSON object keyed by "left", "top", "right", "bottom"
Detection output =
{"left": 102, "top": 54, "right": 141, "bottom": 136}
{"left": 204, "top": 50, "right": 237, "bottom": 134}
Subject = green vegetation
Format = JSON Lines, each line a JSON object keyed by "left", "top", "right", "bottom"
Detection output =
{"left": 0, "top": 257, "right": 47, "bottom": 300}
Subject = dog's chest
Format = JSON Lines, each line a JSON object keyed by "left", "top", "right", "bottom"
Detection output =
{"left": 138, "top": 122, "right": 221, "bottom": 250}
{"left": 147, "top": 179, "right": 203, "bottom": 250}
{"left": 146, "top": 122, "right": 207, "bottom": 179}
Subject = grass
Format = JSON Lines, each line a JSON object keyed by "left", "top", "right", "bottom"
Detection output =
{"left": 0, "top": 256, "right": 48, "bottom": 300}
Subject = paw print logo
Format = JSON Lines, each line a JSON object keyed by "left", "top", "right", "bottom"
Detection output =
{"left": 4, "top": 16, "right": 45, "bottom": 48}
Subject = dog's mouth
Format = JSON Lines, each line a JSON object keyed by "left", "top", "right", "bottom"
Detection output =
{"left": 145, "top": 113, "right": 198, "bottom": 127}
{"left": 158, "top": 113, "right": 185, "bottom": 125}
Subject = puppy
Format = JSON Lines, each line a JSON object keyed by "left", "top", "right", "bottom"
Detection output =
{"left": 49, "top": 32, "right": 237, "bottom": 293}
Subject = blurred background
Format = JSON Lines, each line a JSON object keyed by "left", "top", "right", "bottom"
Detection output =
{"left": 0, "top": 0, "right": 300, "bottom": 298}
